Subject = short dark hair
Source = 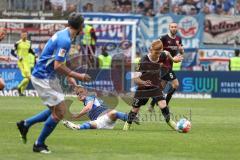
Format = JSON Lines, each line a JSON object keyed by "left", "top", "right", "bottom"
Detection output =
{"left": 68, "top": 12, "right": 84, "bottom": 30}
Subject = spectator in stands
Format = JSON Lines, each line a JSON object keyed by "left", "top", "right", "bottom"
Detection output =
{"left": 193, "top": 0, "right": 203, "bottom": 12}
{"left": 83, "top": 3, "right": 94, "bottom": 12}
{"left": 50, "top": 0, "right": 66, "bottom": 12}
{"left": 136, "top": 2, "right": 145, "bottom": 14}
{"left": 67, "top": 3, "right": 77, "bottom": 13}
{"left": 237, "top": 0, "right": 240, "bottom": 14}
{"left": 204, "top": 0, "right": 216, "bottom": 14}
{"left": 113, "top": 0, "right": 132, "bottom": 13}
{"left": 181, "top": 0, "right": 197, "bottom": 15}
{"left": 202, "top": 5, "right": 211, "bottom": 14}
{"left": 102, "top": 5, "right": 115, "bottom": 12}
{"left": 145, "top": 8, "right": 155, "bottom": 16}
{"left": 44, "top": 0, "right": 52, "bottom": 10}
{"left": 117, "top": 0, "right": 132, "bottom": 7}
{"left": 189, "top": 5, "right": 198, "bottom": 14}
{"left": 172, "top": 5, "right": 183, "bottom": 15}
{"left": 171, "top": 0, "right": 184, "bottom": 5}
{"left": 215, "top": 4, "right": 225, "bottom": 14}
{"left": 158, "top": 2, "right": 170, "bottom": 14}
{"left": 154, "top": 0, "right": 169, "bottom": 14}
{"left": 216, "top": 0, "right": 235, "bottom": 15}
{"left": 142, "top": 0, "right": 154, "bottom": 16}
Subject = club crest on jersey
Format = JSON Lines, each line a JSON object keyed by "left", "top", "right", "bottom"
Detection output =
{"left": 58, "top": 48, "right": 66, "bottom": 57}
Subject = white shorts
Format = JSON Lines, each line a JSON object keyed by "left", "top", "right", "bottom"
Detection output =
{"left": 31, "top": 76, "right": 64, "bottom": 107}
{"left": 93, "top": 113, "right": 116, "bottom": 129}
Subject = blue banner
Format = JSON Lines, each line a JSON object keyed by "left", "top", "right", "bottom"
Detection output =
{"left": 0, "top": 68, "right": 23, "bottom": 90}
{"left": 176, "top": 71, "right": 240, "bottom": 98}
{"left": 181, "top": 48, "right": 198, "bottom": 69}
{"left": 1, "top": 68, "right": 240, "bottom": 98}
{"left": 83, "top": 13, "right": 204, "bottom": 51}
{"left": 83, "top": 13, "right": 141, "bottom": 44}
{"left": 139, "top": 13, "right": 204, "bottom": 49}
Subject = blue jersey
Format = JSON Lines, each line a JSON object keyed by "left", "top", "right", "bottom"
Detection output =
{"left": 32, "top": 28, "right": 71, "bottom": 79}
{"left": 83, "top": 95, "right": 108, "bottom": 121}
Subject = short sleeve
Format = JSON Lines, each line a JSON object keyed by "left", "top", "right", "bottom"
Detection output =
{"left": 55, "top": 39, "right": 70, "bottom": 62}
{"left": 159, "top": 51, "right": 167, "bottom": 61}
{"left": 85, "top": 96, "right": 95, "bottom": 105}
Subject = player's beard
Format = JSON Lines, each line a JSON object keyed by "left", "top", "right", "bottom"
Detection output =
{"left": 170, "top": 30, "right": 177, "bottom": 36}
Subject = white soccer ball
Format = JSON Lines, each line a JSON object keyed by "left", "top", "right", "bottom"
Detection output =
{"left": 177, "top": 118, "right": 191, "bottom": 133}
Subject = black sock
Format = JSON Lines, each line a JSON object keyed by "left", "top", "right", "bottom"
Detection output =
{"left": 150, "top": 98, "right": 156, "bottom": 107}
{"left": 166, "top": 89, "right": 176, "bottom": 105}
{"left": 161, "top": 106, "right": 170, "bottom": 122}
{"left": 127, "top": 111, "right": 137, "bottom": 124}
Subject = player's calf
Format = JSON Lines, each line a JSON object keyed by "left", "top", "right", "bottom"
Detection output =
{"left": 158, "top": 101, "right": 177, "bottom": 131}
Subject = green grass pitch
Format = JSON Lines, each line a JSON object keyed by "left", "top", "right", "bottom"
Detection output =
{"left": 0, "top": 96, "right": 240, "bottom": 160}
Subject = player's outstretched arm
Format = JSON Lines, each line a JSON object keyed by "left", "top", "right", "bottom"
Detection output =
{"left": 71, "top": 101, "right": 94, "bottom": 120}
{"left": 164, "top": 51, "right": 183, "bottom": 63}
{"left": 67, "top": 76, "right": 78, "bottom": 87}
{"left": 133, "top": 77, "right": 152, "bottom": 87}
{"left": 54, "top": 60, "right": 91, "bottom": 82}
{"left": 132, "top": 64, "right": 153, "bottom": 87}
{"left": 178, "top": 44, "right": 184, "bottom": 55}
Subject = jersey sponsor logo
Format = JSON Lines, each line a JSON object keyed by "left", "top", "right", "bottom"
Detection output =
{"left": 58, "top": 48, "right": 66, "bottom": 57}
{"left": 178, "top": 16, "right": 198, "bottom": 38}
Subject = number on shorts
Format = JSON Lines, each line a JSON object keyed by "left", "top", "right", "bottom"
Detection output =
{"left": 169, "top": 72, "right": 174, "bottom": 79}
{"left": 133, "top": 98, "right": 140, "bottom": 106}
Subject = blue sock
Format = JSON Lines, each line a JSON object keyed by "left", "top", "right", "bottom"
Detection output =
{"left": 36, "top": 115, "right": 58, "bottom": 145}
{"left": 115, "top": 112, "right": 128, "bottom": 121}
{"left": 80, "top": 122, "right": 91, "bottom": 129}
{"left": 24, "top": 109, "right": 51, "bottom": 128}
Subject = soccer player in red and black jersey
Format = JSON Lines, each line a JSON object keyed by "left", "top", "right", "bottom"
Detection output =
{"left": 123, "top": 39, "right": 183, "bottom": 131}
{"left": 148, "top": 22, "right": 184, "bottom": 112}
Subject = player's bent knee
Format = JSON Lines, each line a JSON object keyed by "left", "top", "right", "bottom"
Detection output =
{"left": 53, "top": 103, "right": 67, "bottom": 121}
{"left": 53, "top": 110, "right": 65, "bottom": 121}
{"left": 157, "top": 100, "right": 167, "bottom": 109}
{"left": 108, "top": 110, "right": 117, "bottom": 120}
{"left": 173, "top": 84, "right": 179, "bottom": 89}
{"left": 172, "top": 80, "right": 179, "bottom": 89}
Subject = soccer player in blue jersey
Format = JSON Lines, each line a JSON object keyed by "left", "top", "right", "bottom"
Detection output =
{"left": 62, "top": 86, "right": 139, "bottom": 130}
{"left": 16, "top": 12, "right": 91, "bottom": 154}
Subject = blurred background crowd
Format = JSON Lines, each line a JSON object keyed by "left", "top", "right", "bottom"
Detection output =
{"left": 0, "top": 0, "right": 239, "bottom": 17}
